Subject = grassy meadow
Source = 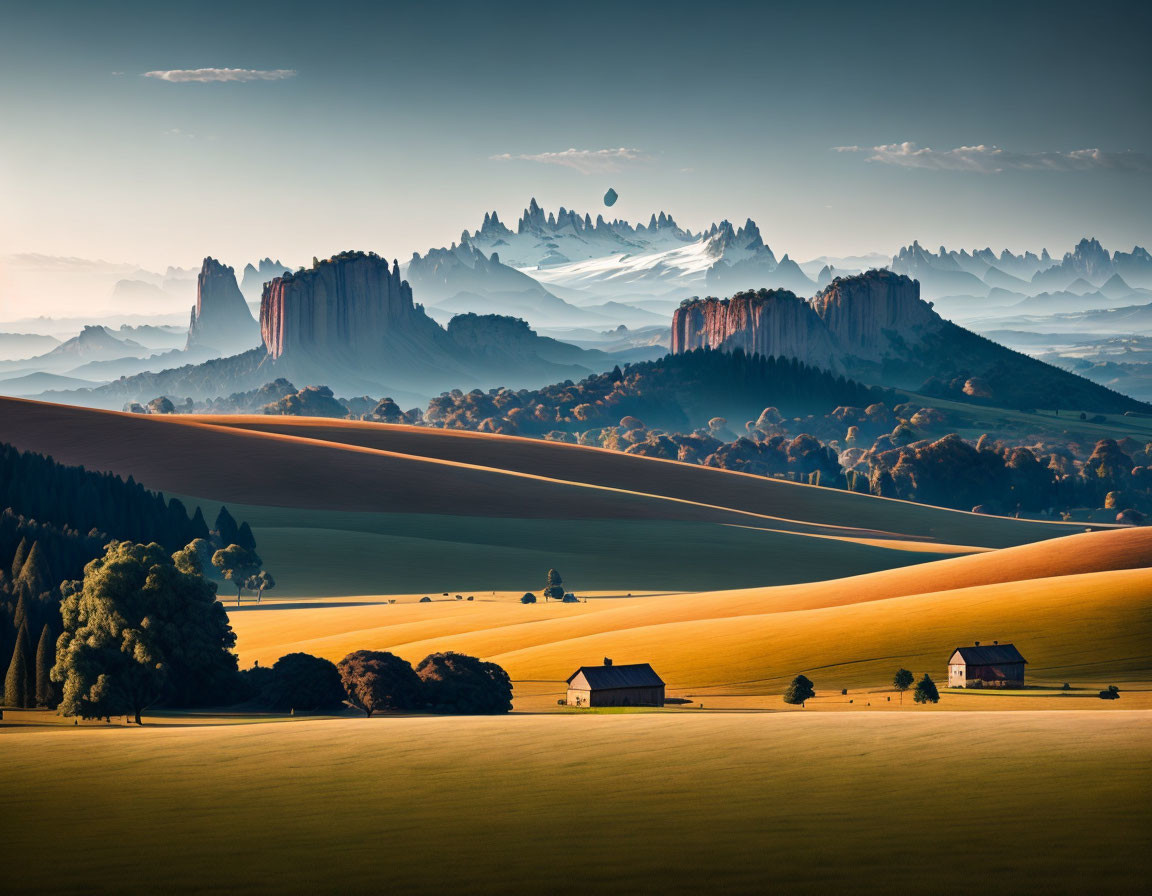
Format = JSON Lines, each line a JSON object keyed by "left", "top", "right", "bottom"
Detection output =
{"left": 2, "top": 712, "right": 1148, "bottom": 895}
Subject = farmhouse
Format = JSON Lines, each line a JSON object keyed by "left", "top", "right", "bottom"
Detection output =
{"left": 566, "top": 659, "right": 665, "bottom": 707}
{"left": 948, "top": 641, "right": 1027, "bottom": 688}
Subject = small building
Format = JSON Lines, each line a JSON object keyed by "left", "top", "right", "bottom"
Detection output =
{"left": 566, "top": 658, "right": 665, "bottom": 707}
{"left": 947, "top": 641, "right": 1027, "bottom": 688}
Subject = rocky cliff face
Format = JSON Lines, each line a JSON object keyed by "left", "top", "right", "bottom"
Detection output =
{"left": 672, "top": 270, "right": 947, "bottom": 379}
{"left": 260, "top": 251, "right": 446, "bottom": 361}
{"left": 187, "top": 258, "right": 261, "bottom": 355}
{"left": 812, "top": 269, "right": 942, "bottom": 363}
{"left": 672, "top": 290, "right": 841, "bottom": 371}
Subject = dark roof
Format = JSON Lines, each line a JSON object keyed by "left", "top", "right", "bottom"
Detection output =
{"left": 567, "top": 663, "right": 665, "bottom": 689}
{"left": 950, "top": 644, "right": 1027, "bottom": 665}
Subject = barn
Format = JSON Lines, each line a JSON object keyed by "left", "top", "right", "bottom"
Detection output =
{"left": 566, "top": 659, "right": 665, "bottom": 707}
{"left": 948, "top": 641, "right": 1027, "bottom": 688}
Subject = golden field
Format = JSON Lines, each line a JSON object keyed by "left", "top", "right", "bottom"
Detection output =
{"left": 2, "top": 712, "right": 1149, "bottom": 894}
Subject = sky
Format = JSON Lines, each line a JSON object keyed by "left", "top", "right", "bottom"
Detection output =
{"left": 1, "top": 0, "right": 1149, "bottom": 306}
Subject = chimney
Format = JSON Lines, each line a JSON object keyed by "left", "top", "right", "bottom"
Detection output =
{"left": 604, "top": 658, "right": 613, "bottom": 667}
{"left": 974, "top": 641, "right": 980, "bottom": 647}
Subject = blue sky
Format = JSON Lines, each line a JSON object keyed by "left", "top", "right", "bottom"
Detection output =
{"left": 1, "top": 0, "right": 1149, "bottom": 274}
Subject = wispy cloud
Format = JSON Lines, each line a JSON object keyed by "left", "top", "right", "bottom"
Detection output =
{"left": 490, "top": 147, "right": 651, "bottom": 174}
{"left": 834, "top": 142, "right": 1152, "bottom": 174}
{"left": 143, "top": 68, "right": 296, "bottom": 83}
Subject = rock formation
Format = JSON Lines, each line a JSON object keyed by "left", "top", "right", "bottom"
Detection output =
{"left": 187, "top": 258, "right": 262, "bottom": 355}
{"left": 260, "top": 251, "right": 447, "bottom": 361}
{"left": 671, "top": 290, "right": 841, "bottom": 371}
{"left": 812, "top": 269, "right": 942, "bottom": 364}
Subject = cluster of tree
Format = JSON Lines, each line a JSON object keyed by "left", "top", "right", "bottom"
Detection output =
{"left": 0, "top": 441, "right": 267, "bottom": 709}
{"left": 0, "top": 442, "right": 212, "bottom": 552}
{"left": 425, "top": 349, "right": 894, "bottom": 437}
{"left": 783, "top": 669, "right": 940, "bottom": 708}
{"left": 519, "top": 569, "right": 578, "bottom": 604}
{"left": 240, "top": 648, "right": 513, "bottom": 715}
{"left": 134, "top": 380, "right": 423, "bottom": 424}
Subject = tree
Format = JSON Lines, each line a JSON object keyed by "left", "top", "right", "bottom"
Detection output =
{"left": 337, "top": 650, "right": 422, "bottom": 716}
{"left": 783, "top": 674, "right": 815, "bottom": 707}
{"left": 520, "top": 592, "right": 536, "bottom": 604}
{"left": 913, "top": 674, "right": 940, "bottom": 704}
{"left": 235, "top": 521, "right": 257, "bottom": 552}
{"left": 214, "top": 506, "right": 240, "bottom": 548}
{"left": 893, "top": 668, "right": 914, "bottom": 703}
{"left": 15, "top": 541, "right": 49, "bottom": 597}
{"left": 10, "top": 535, "right": 29, "bottom": 579}
{"left": 543, "top": 569, "right": 564, "bottom": 602}
{"left": 263, "top": 653, "right": 345, "bottom": 712}
{"left": 415, "top": 651, "right": 513, "bottom": 714}
{"left": 212, "top": 544, "right": 263, "bottom": 604}
{"left": 1099, "top": 685, "right": 1120, "bottom": 700}
{"left": 4, "top": 620, "right": 33, "bottom": 707}
{"left": 52, "top": 541, "right": 238, "bottom": 724}
{"left": 34, "top": 623, "right": 56, "bottom": 707}
{"left": 245, "top": 570, "right": 275, "bottom": 603}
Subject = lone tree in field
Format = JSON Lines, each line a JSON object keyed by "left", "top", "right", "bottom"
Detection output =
{"left": 783, "top": 674, "right": 815, "bottom": 707}
{"left": 544, "top": 569, "right": 565, "bottom": 602}
{"left": 415, "top": 651, "right": 513, "bottom": 714}
{"left": 893, "top": 668, "right": 914, "bottom": 704}
{"left": 52, "top": 541, "right": 238, "bottom": 724}
{"left": 212, "top": 544, "right": 263, "bottom": 604}
{"left": 263, "top": 653, "right": 346, "bottom": 712}
{"left": 337, "top": 650, "right": 422, "bottom": 716}
{"left": 520, "top": 592, "right": 536, "bottom": 604}
{"left": 913, "top": 674, "right": 940, "bottom": 704}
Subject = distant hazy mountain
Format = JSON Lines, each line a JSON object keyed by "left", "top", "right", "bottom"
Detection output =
{"left": 53, "top": 251, "right": 656, "bottom": 408}
{"left": 0, "top": 332, "right": 61, "bottom": 361}
{"left": 186, "top": 257, "right": 262, "bottom": 355}
{"left": 240, "top": 257, "right": 290, "bottom": 301}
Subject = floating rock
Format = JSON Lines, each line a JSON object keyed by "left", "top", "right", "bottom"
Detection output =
{"left": 603, "top": 187, "right": 618, "bottom": 207}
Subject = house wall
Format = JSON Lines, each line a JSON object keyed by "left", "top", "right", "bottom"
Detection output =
{"left": 568, "top": 686, "right": 665, "bottom": 707}
{"left": 958, "top": 662, "right": 1025, "bottom": 687}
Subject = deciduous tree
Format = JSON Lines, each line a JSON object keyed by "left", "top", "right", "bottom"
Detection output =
{"left": 337, "top": 650, "right": 422, "bottom": 716}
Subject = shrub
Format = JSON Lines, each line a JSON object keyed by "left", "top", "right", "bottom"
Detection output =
{"left": 420, "top": 596, "right": 431, "bottom": 602}
{"left": 1098, "top": 685, "right": 1120, "bottom": 700}
{"left": 914, "top": 674, "right": 940, "bottom": 704}
{"left": 520, "top": 592, "right": 536, "bottom": 604}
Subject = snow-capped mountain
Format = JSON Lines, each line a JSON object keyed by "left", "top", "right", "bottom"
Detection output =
{"left": 409, "top": 200, "right": 833, "bottom": 327}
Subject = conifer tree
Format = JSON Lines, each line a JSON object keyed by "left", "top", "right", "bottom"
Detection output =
{"left": 10, "top": 535, "right": 29, "bottom": 580}
{"left": 4, "top": 620, "right": 33, "bottom": 707}
{"left": 16, "top": 541, "right": 49, "bottom": 597}
{"left": 190, "top": 507, "right": 210, "bottom": 541}
{"left": 34, "top": 623, "right": 55, "bottom": 707}
{"left": 236, "top": 521, "right": 257, "bottom": 552}
{"left": 215, "top": 506, "right": 240, "bottom": 547}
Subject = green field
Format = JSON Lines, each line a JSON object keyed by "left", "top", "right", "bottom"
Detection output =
{"left": 2, "top": 712, "right": 1147, "bottom": 895}
{"left": 190, "top": 500, "right": 964, "bottom": 597}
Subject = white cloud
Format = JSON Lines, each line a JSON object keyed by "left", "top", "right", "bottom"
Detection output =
{"left": 143, "top": 68, "right": 296, "bottom": 83}
{"left": 834, "top": 142, "right": 1152, "bottom": 174}
{"left": 490, "top": 147, "right": 651, "bottom": 174}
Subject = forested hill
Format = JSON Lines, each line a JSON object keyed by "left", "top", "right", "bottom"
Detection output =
{"left": 426, "top": 348, "right": 900, "bottom": 436}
